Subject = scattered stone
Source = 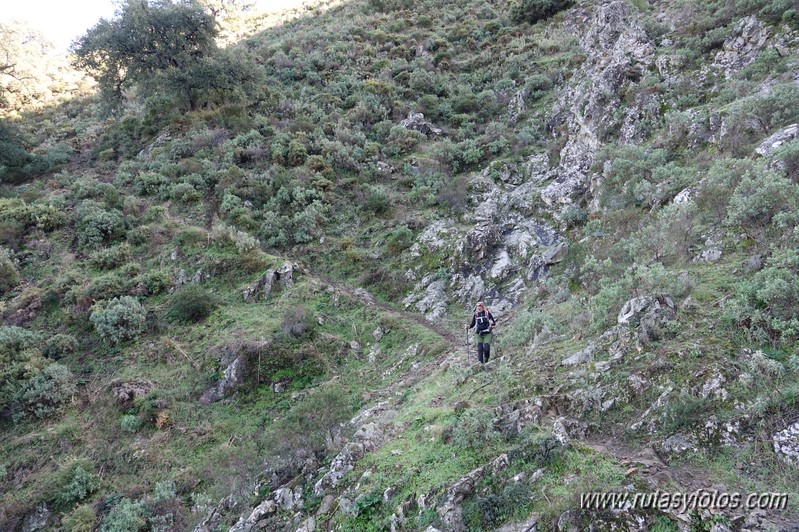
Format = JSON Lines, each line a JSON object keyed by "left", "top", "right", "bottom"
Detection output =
{"left": 617, "top": 294, "right": 675, "bottom": 343}
{"left": 773, "top": 421, "right": 799, "bottom": 465}
{"left": 755, "top": 123, "right": 799, "bottom": 157}
{"left": 437, "top": 454, "right": 510, "bottom": 531}
{"left": 556, "top": 509, "right": 580, "bottom": 532}
{"left": 743, "top": 254, "right": 763, "bottom": 272}
{"left": 194, "top": 495, "right": 237, "bottom": 532}
{"left": 673, "top": 186, "right": 695, "bottom": 204}
{"left": 200, "top": 340, "right": 267, "bottom": 404}
{"left": 111, "top": 379, "right": 153, "bottom": 407}
{"left": 229, "top": 499, "right": 276, "bottom": 532}
{"left": 399, "top": 112, "right": 442, "bottom": 137}
{"left": 497, "top": 514, "right": 539, "bottom": 532}
{"left": 21, "top": 504, "right": 50, "bottom": 532}
{"left": 242, "top": 262, "right": 297, "bottom": 302}
{"left": 317, "top": 495, "right": 335, "bottom": 516}
{"left": 712, "top": 16, "right": 772, "bottom": 78}
{"left": 660, "top": 433, "right": 698, "bottom": 458}
{"left": 700, "top": 371, "right": 728, "bottom": 401}
{"left": 699, "top": 247, "right": 722, "bottom": 262}
{"left": 508, "top": 89, "right": 528, "bottom": 125}
{"left": 296, "top": 516, "right": 316, "bottom": 532}
{"left": 561, "top": 344, "right": 595, "bottom": 366}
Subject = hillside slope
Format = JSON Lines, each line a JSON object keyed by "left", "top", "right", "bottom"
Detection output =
{"left": 2, "top": 0, "right": 799, "bottom": 530}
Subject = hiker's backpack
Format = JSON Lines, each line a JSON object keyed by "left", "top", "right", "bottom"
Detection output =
{"left": 474, "top": 310, "right": 492, "bottom": 333}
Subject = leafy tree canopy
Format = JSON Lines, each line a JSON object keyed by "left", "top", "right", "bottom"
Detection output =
{"left": 71, "top": 0, "right": 218, "bottom": 107}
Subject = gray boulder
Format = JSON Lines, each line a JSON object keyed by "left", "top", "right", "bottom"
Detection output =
{"left": 755, "top": 123, "right": 799, "bottom": 158}
{"left": 713, "top": 16, "right": 771, "bottom": 78}
{"left": 773, "top": 421, "right": 799, "bottom": 465}
{"left": 618, "top": 294, "right": 675, "bottom": 342}
{"left": 243, "top": 262, "right": 297, "bottom": 302}
{"left": 399, "top": 112, "right": 442, "bottom": 137}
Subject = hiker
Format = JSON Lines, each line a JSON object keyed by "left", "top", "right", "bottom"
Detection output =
{"left": 465, "top": 301, "right": 496, "bottom": 364}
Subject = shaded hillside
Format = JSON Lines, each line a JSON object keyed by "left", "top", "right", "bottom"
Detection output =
{"left": 2, "top": 0, "right": 799, "bottom": 530}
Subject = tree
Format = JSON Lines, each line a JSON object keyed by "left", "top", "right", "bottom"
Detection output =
{"left": 71, "top": 0, "right": 218, "bottom": 108}
{"left": 0, "top": 21, "right": 85, "bottom": 116}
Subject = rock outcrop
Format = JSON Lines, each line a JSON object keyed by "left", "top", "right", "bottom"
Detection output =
{"left": 542, "top": 1, "right": 655, "bottom": 208}
{"left": 242, "top": 262, "right": 298, "bottom": 302}
{"left": 399, "top": 112, "right": 442, "bottom": 137}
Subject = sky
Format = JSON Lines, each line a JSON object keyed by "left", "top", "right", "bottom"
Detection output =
{"left": 1, "top": 0, "right": 309, "bottom": 52}
{"left": 2, "top": 0, "right": 118, "bottom": 51}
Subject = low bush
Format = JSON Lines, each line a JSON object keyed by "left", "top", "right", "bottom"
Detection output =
{"left": 76, "top": 202, "right": 125, "bottom": 250}
{"left": 101, "top": 498, "right": 146, "bottom": 532}
{"left": 0, "top": 250, "right": 20, "bottom": 295}
{"left": 120, "top": 414, "right": 143, "bottom": 433}
{"left": 452, "top": 409, "right": 498, "bottom": 452}
{"left": 63, "top": 505, "right": 97, "bottom": 532}
{"left": 43, "top": 334, "right": 79, "bottom": 359}
{"left": 510, "top": 0, "right": 573, "bottom": 24}
{"left": 168, "top": 285, "right": 218, "bottom": 323}
{"left": 55, "top": 461, "right": 100, "bottom": 508}
{"left": 89, "top": 244, "right": 132, "bottom": 270}
{"left": 17, "top": 362, "right": 76, "bottom": 419}
{"left": 90, "top": 296, "right": 147, "bottom": 344}
{"left": 728, "top": 248, "right": 799, "bottom": 346}
{"left": 281, "top": 306, "right": 316, "bottom": 338}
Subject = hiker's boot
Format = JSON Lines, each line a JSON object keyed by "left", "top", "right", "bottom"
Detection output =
{"left": 477, "top": 343, "right": 485, "bottom": 364}
{"left": 484, "top": 345, "right": 490, "bottom": 363}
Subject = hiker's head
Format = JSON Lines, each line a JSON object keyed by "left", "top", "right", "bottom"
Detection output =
{"left": 475, "top": 302, "right": 485, "bottom": 311}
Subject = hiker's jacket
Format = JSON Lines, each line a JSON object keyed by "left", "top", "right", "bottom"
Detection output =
{"left": 469, "top": 310, "right": 495, "bottom": 334}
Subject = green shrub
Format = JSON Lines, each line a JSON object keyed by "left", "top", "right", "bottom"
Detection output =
{"left": 510, "top": 0, "right": 573, "bottom": 24}
{"left": 89, "top": 243, "right": 132, "bottom": 270}
{"left": 505, "top": 310, "right": 559, "bottom": 346}
{"left": 0, "top": 121, "right": 53, "bottom": 184}
{"left": 168, "top": 285, "right": 218, "bottom": 323}
{"left": 63, "top": 504, "right": 97, "bottom": 532}
{"left": 725, "top": 168, "right": 799, "bottom": 238}
{"left": 364, "top": 186, "right": 390, "bottom": 215}
{"left": 133, "top": 172, "right": 169, "bottom": 197}
{"left": 0, "top": 250, "right": 20, "bottom": 295}
{"left": 43, "top": 334, "right": 79, "bottom": 359}
{"left": 280, "top": 306, "right": 316, "bottom": 338}
{"left": 120, "top": 414, "right": 143, "bottom": 432}
{"left": 0, "top": 198, "right": 66, "bottom": 232}
{"left": 523, "top": 433, "right": 565, "bottom": 467}
{"left": 465, "top": 480, "right": 533, "bottom": 529}
{"left": 772, "top": 139, "right": 799, "bottom": 179}
{"left": 720, "top": 83, "right": 799, "bottom": 155}
{"left": 56, "top": 461, "right": 100, "bottom": 507}
{"left": 0, "top": 326, "right": 46, "bottom": 413}
{"left": 452, "top": 409, "right": 498, "bottom": 452}
{"left": 169, "top": 182, "right": 201, "bottom": 203}
{"left": 101, "top": 498, "right": 146, "bottom": 532}
{"left": 210, "top": 222, "right": 260, "bottom": 253}
{"left": 86, "top": 273, "right": 130, "bottom": 301}
{"left": 18, "top": 362, "right": 76, "bottom": 419}
{"left": 386, "top": 226, "right": 414, "bottom": 255}
{"left": 90, "top": 296, "right": 147, "bottom": 345}
{"left": 728, "top": 248, "right": 799, "bottom": 345}
{"left": 133, "top": 269, "right": 172, "bottom": 296}
{"left": 76, "top": 202, "right": 125, "bottom": 250}
{"left": 153, "top": 480, "right": 177, "bottom": 503}
{"left": 561, "top": 205, "right": 588, "bottom": 227}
